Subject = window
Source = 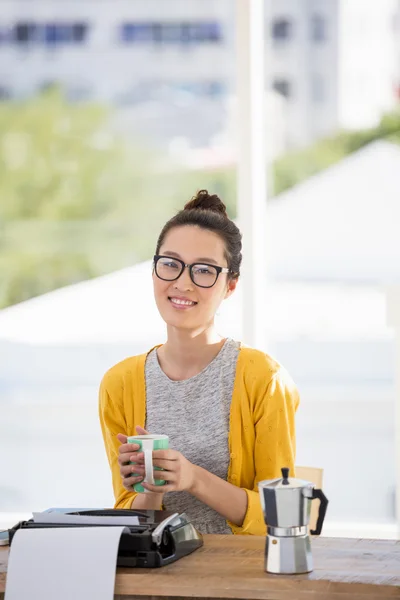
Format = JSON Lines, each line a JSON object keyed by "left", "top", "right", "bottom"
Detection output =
{"left": 180, "top": 23, "right": 191, "bottom": 43}
{"left": 121, "top": 23, "right": 153, "bottom": 43}
{"left": 272, "top": 19, "right": 292, "bottom": 42}
{"left": 273, "top": 78, "right": 291, "bottom": 99}
{"left": 14, "top": 23, "right": 30, "bottom": 43}
{"left": 13, "top": 23, "right": 37, "bottom": 44}
{"left": 11, "top": 22, "right": 88, "bottom": 46}
{"left": 158, "top": 24, "right": 182, "bottom": 43}
{"left": 191, "top": 22, "right": 221, "bottom": 42}
{"left": 311, "top": 14, "right": 326, "bottom": 42}
{"left": 43, "top": 23, "right": 87, "bottom": 46}
{"left": 120, "top": 22, "right": 222, "bottom": 45}
{"left": 72, "top": 24, "right": 87, "bottom": 44}
{"left": 43, "top": 24, "right": 66, "bottom": 45}
{"left": 311, "top": 74, "right": 325, "bottom": 102}
{"left": 152, "top": 23, "right": 163, "bottom": 43}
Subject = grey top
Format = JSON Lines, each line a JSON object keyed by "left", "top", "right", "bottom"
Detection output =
{"left": 145, "top": 338, "right": 240, "bottom": 534}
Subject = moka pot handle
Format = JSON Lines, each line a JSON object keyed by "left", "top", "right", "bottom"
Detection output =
{"left": 310, "top": 488, "right": 328, "bottom": 536}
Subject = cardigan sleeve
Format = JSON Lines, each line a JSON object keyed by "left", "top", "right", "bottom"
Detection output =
{"left": 99, "top": 375, "right": 138, "bottom": 509}
{"left": 229, "top": 369, "right": 299, "bottom": 535}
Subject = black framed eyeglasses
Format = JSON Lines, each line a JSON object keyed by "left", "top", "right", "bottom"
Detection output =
{"left": 153, "top": 255, "right": 231, "bottom": 288}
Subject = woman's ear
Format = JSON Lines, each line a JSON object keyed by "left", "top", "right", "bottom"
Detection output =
{"left": 224, "top": 277, "right": 238, "bottom": 300}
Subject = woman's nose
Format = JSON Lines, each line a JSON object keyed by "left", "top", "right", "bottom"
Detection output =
{"left": 174, "top": 266, "right": 193, "bottom": 290}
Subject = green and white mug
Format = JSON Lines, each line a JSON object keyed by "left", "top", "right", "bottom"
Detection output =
{"left": 127, "top": 434, "right": 169, "bottom": 493}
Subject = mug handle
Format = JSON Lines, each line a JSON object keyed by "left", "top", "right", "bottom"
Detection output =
{"left": 142, "top": 440, "right": 155, "bottom": 486}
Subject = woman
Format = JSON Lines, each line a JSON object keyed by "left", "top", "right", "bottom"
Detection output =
{"left": 99, "top": 190, "right": 299, "bottom": 535}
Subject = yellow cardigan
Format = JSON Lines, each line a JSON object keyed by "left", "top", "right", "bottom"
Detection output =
{"left": 99, "top": 345, "right": 300, "bottom": 536}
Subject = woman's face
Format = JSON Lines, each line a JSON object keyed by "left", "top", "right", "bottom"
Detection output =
{"left": 153, "top": 225, "right": 237, "bottom": 332}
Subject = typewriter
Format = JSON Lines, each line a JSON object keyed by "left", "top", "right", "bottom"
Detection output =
{"left": 8, "top": 509, "right": 203, "bottom": 568}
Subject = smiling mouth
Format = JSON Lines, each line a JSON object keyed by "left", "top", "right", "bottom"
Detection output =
{"left": 168, "top": 297, "right": 198, "bottom": 308}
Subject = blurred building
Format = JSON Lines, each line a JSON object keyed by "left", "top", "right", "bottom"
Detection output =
{"left": 0, "top": 0, "right": 399, "bottom": 151}
{"left": 267, "top": 0, "right": 400, "bottom": 147}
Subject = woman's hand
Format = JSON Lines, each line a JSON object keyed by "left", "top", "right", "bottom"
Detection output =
{"left": 116, "top": 432, "right": 145, "bottom": 492}
{"left": 117, "top": 426, "right": 196, "bottom": 494}
{"left": 141, "top": 447, "right": 197, "bottom": 494}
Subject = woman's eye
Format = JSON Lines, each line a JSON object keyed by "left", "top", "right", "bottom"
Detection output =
{"left": 194, "top": 266, "right": 212, "bottom": 275}
{"left": 163, "top": 261, "right": 179, "bottom": 269}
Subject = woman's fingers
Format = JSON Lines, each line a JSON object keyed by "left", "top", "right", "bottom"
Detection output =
{"left": 135, "top": 426, "right": 149, "bottom": 435}
{"left": 120, "top": 463, "right": 145, "bottom": 477}
{"left": 119, "top": 442, "right": 140, "bottom": 455}
{"left": 152, "top": 469, "right": 175, "bottom": 482}
{"left": 120, "top": 462, "right": 172, "bottom": 481}
{"left": 142, "top": 482, "right": 174, "bottom": 493}
{"left": 152, "top": 458, "right": 177, "bottom": 470}
{"left": 118, "top": 452, "right": 141, "bottom": 466}
{"left": 118, "top": 448, "right": 143, "bottom": 467}
{"left": 122, "top": 474, "right": 144, "bottom": 490}
{"left": 117, "top": 433, "right": 127, "bottom": 444}
{"left": 153, "top": 449, "right": 178, "bottom": 461}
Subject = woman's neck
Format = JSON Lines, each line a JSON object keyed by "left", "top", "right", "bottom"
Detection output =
{"left": 157, "top": 325, "right": 226, "bottom": 381}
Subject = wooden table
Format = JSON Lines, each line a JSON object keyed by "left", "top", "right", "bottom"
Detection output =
{"left": 1, "top": 535, "right": 399, "bottom": 599}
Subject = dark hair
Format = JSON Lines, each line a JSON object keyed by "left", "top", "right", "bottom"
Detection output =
{"left": 155, "top": 190, "right": 242, "bottom": 279}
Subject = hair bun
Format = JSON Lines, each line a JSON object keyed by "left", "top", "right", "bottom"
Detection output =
{"left": 184, "top": 189, "right": 228, "bottom": 218}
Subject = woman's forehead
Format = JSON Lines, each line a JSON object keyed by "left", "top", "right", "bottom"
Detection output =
{"left": 160, "top": 226, "right": 226, "bottom": 262}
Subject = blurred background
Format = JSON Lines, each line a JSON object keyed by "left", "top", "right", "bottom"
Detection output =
{"left": 0, "top": 0, "right": 400, "bottom": 538}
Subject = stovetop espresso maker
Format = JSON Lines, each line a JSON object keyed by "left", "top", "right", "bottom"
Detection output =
{"left": 258, "top": 467, "right": 328, "bottom": 574}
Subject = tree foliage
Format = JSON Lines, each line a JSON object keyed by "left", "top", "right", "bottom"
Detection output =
{"left": 0, "top": 89, "right": 234, "bottom": 308}
{"left": 273, "top": 110, "right": 400, "bottom": 195}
